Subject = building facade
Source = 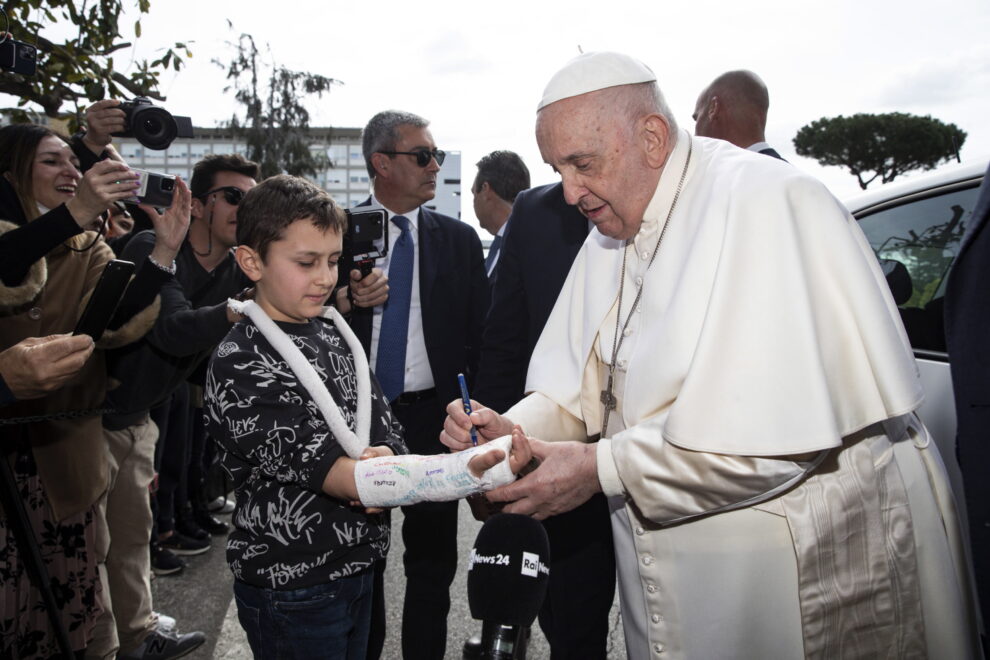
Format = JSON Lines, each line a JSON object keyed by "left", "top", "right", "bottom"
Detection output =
{"left": 114, "top": 126, "right": 462, "bottom": 219}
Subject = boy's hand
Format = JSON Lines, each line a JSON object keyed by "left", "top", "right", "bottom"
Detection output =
{"left": 349, "top": 445, "right": 396, "bottom": 512}
{"left": 466, "top": 426, "right": 532, "bottom": 478}
{"left": 441, "top": 398, "right": 514, "bottom": 451}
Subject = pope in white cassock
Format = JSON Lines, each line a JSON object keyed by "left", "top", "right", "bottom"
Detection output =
{"left": 442, "top": 51, "right": 982, "bottom": 659}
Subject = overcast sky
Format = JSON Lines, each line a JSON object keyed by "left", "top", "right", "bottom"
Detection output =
{"left": 17, "top": 0, "right": 990, "bottom": 235}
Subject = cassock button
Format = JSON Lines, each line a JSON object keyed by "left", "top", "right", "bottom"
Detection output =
{"left": 635, "top": 526, "right": 645, "bottom": 536}
{"left": 623, "top": 328, "right": 632, "bottom": 337}
{"left": 641, "top": 251, "right": 650, "bottom": 260}
{"left": 654, "top": 643, "right": 665, "bottom": 654}
{"left": 652, "top": 613, "right": 661, "bottom": 624}
{"left": 28, "top": 306, "right": 42, "bottom": 320}
{"left": 635, "top": 276, "right": 643, "bottom": 286}
{"left": 647, "top": 583, "right": 658, "bottom": 593}
{"left": 617, "top": 359, "right": 627, "bottom": 370}
{"left": 642, "top": 555, "right": 654, "bottom": 566}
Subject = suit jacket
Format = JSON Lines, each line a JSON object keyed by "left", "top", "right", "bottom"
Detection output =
{"left": 474, "top": 183, "right": 590, "bottom": 413}
{"left": 759, "top": 146, "right": 786, "bottom": 161}
{"left": 350, "top": 201, "right": 489, "bottom": 406}
{"left": 943, "top": 163, "right": 990, "bottom": 628}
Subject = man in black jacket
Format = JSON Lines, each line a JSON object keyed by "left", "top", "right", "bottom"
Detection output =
{"left": 944, "top": 163, "right": 990, "bottom": 644}
{"left": 342, "top": 110, "right": 489, "bottom": 660}
{"left": 473, "top": 182, "right": 616, "bottom": 659}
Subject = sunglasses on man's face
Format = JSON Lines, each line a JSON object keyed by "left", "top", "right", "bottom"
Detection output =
{"left": 202, "top": 186, "right": 246, "bottom": 206}
{"left": 379, "top": 148, "right": 446, "bottom": 168}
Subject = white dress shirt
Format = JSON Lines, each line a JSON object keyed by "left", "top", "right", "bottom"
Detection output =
{"left": 368, "top": 196, "right": 434, "bottom": 393}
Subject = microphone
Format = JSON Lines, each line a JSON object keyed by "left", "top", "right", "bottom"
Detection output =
{"left": 467, "top": 513, "right": 550, "bottom": 660}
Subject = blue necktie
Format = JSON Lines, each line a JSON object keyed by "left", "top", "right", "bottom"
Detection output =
{"left": 376, "top": 215, "right": 413, "bottom": 401}
{"left": 485, "top": 234, "right": 503, "bottom": 275}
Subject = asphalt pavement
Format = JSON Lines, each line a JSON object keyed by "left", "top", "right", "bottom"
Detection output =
{"left": 152, "top": 502, "right": 625, "bottom": 659}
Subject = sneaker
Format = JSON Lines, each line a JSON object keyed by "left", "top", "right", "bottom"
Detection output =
{"left": 193, "top": 508, "right": 230, "bottom": 535}
{"left": 174, "top": 516, "right": 210, "bottom": 543}
{"left": 153, "top": 612, "right": 176, "bottom": 632}
{"left": 150, "top": 543, "right": 186, "bottom": 576}
{"left": 207, "top": 495, "right": 235, "bottom": 514}
{"left": 118, "top": 627, "right": 205, "bottom": 660}
{"left": 158, "top": 531, "right": 210, "bottom": 556}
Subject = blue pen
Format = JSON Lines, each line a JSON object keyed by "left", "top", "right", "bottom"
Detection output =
{"left": 457, "top": 372, "right": 479, "bottom": 446}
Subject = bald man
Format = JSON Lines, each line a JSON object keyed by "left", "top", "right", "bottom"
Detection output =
{"left": 693, "top": 69, "right": 785, "bottom": 160}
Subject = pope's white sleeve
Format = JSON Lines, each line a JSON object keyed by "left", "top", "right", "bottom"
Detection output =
{"left": 354, "top": 436, "right": 515, "bottom": 507}
{"left": 600, "top": 416, "right": 829, "bottom": 526}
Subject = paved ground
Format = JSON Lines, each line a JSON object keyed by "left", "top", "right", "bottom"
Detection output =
{"left": 152, "top": 502, "right": 626, "bottom": 659}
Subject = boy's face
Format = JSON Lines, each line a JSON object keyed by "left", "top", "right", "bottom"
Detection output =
{"left": 251, "top": 218, "right": 342, "bottom": 324}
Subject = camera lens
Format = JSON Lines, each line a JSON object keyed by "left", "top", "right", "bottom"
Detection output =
{"left": 132, "top": 106, "right": 178, "bottom": 151}
{"left": 160, "top": 178, "right": 175, "bottom": 192}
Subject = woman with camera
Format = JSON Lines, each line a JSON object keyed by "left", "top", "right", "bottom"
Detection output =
{"left": 0, "top": 114, "right": 190, "bottom": 658}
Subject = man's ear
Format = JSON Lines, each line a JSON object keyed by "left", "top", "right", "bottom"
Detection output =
{"left": 707, "top": 95, "right": 720, "bottom": 121}
{"left": 370, "top": 153, "right": 389, "bottom": 180}
{"left": 234, "top": 245, "right": 264, "bottom": 283}
{"left": 190, "top": 196, "right": 205, "bottom": 222}
{"left": 642, "top": 114, "right": 673, "bottom": 169}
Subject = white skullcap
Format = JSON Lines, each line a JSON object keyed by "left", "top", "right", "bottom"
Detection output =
{"left": 538, "top": 51, "right": 657, "bottom": 111}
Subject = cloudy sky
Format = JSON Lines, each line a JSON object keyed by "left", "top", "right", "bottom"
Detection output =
{"left": 16, "top": 0, "right": 990, "bottom": 235}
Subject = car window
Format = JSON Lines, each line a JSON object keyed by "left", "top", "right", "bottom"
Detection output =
{"left": 856, "top": 183, "right": 981, "bottom": 355}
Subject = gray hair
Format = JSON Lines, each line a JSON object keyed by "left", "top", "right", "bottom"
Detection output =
{"left": 362, "top": 110, "right": 430, "bottom": 179}
{"left": 624, "top": 81, "right": 679, "bottom": 134}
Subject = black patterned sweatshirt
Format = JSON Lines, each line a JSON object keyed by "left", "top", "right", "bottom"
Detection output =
{"left": 204, "top": 315, "right": 407, "bottom": 591}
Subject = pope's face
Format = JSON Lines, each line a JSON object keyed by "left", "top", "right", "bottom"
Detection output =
{"left": 536, "top": 92, "right": 656, "bottom": 241}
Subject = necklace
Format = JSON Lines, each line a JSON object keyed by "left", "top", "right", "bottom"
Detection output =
{"left": 601, "top": 138, "right": 693, "bottom": 435}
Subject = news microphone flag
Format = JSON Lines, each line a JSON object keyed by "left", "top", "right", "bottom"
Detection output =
{"left": 467, "top": 513, "right": 550, "bottom": 626}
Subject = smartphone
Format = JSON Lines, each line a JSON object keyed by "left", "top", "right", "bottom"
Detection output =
{"left": 73, "top": 260, "right": 136, "bottom": 340}
{"left": 123, "top": 169, "right": 176, "bottom": 208}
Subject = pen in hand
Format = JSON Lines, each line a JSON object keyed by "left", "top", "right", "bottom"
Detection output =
{"left": 457, "top": 372, "right": 479, "bottom": 446}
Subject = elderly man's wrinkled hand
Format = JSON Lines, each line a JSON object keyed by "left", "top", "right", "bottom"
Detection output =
{"left": 486, "top": 439, "right": 601, "bottom": 520}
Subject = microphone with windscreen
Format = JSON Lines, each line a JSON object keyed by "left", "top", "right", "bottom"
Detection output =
{"left": 467, "top": 513, "right": 550, "bottom": 659}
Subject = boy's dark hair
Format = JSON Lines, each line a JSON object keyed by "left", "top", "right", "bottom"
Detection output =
{"left": 236, "top": 174, "right": 346, "bottom": 259}
{"left": 190, "top": 153, "right": 261, "bottom": 198}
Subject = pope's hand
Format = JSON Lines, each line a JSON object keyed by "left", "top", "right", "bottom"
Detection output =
{"left": 486, "top": 439, "right": 601, "bottom": 520}
{"left": 441, "top": 398, "right": 514, "bottom": 451}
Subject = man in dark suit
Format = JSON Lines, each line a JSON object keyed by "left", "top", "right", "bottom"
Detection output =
{"left": 693, "top": 70, "right": 786, "bottom": 160}
{"left": 471, "top": 150, "right": 530, "bottom": 281}
{"left": 343, "top": 110, "right": 489, "bottom": 660}
{"left": 473, "top": 183, "right": 616, "bottom": 659}
{"left": 944, "top": 163, "right": 990, "bottom": 642}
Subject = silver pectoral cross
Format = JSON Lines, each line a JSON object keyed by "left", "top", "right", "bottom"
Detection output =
{"left": 600, "top": 374, "right": 617, "bottom": 412}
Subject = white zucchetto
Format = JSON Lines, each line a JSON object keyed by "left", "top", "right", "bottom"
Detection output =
{"left": 538, "top": 51, "right": 657, "bottom": 111}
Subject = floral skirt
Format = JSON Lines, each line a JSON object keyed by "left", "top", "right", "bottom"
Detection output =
{"left": 0, "top": 447, "right": 102, "bottom": 659}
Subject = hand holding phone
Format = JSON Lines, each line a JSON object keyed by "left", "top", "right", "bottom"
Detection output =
{"left": 73, "top": 260, "right": 135, "bottom": 341}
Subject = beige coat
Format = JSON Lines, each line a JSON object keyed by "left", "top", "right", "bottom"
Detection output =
{"left": 0, "top": 219, "right": 159, "bottom": 520}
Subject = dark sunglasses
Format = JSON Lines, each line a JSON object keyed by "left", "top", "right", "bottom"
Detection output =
{"left": 379, "top": 148, "right": 446, "bottom": 168}
{"left": 201, "top": 186, "right": 246, "bottom": 206}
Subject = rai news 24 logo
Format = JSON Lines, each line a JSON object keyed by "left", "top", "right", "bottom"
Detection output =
{"left": 471, "top": 548, "right": 548, "bottom": 578}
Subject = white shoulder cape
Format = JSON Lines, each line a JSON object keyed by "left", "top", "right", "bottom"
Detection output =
{"left": 524, "top": 133, "right": 923, "bottom": 456}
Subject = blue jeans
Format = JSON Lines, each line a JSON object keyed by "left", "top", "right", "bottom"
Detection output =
{"left": 233, "top": 569, "right": 374, "bottom": 660}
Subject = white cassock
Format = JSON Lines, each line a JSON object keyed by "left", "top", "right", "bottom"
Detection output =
{"left": 508, "top": 132, "right": 981, "bottom": 659}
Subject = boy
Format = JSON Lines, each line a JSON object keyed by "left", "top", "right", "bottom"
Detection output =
{"left": 203, "top": 175, "right": 529, "bottom": 659}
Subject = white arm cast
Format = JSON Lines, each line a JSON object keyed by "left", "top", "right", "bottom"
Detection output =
{"left": 355, "top": 436, "right": 515, "bottom": 507}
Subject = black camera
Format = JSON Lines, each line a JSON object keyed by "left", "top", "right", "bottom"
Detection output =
{"left": 123, "top": 169, "right": 176, "bottom": 208}
{"left": 341, "top": 207, "right": 389, "bottom": 277}
{"left": 112, "top": 97, "right": 194, "bottom": 151}
{"left": 0, "top": 36, "right": 36, "bottom": 76}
